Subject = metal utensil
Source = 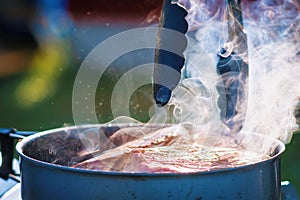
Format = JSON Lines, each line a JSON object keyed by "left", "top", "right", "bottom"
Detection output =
{"left": 216, "top": 0, "right": 249, "bottom": 132}
{"left": 153, "top": 0, "right": 188, "bottom": 106}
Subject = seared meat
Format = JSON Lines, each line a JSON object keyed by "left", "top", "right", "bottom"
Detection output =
{"left": 72, "top": 126, "right": 269, "bottom": 173}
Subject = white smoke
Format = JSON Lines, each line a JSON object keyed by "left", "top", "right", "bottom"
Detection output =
{"left": 174, "top": 0, "right": 300, "bottom": 148}
{"left": 71, "top": 0, "right": 300, "bottom": 169}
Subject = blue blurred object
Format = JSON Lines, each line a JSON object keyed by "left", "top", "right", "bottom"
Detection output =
{"left": 35, "top": 0, "right": 73, "bottom": 38}
{"left": 0, "top": 178, "right": 17, "bottom": 198}
{"left": 282, "top": 181, "right": 299, "bottom": 200}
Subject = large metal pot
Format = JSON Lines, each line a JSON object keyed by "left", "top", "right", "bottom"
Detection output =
{"left": 15, "top": 124, "right": 286, "bottom": 200}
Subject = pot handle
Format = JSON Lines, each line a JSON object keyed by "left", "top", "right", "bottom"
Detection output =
{"left": 0, "top": 128, "right": 36, "bottom": 180}
{"left": 281, "top": 181, "right": 299, "bottom": 200}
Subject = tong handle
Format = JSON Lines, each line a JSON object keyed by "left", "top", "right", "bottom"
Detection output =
{"left": 153, "top": 0, "right": 188, "bottom": 106}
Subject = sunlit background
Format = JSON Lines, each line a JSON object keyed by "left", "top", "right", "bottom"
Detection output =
{"left": 0, "top": 0, "right": 299, "bottom": 195}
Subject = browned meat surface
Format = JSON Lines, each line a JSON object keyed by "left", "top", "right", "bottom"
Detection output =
{"left": 72, "top": 126, "right": 270, "bottom": 173}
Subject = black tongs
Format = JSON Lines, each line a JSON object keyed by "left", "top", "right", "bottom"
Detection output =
{"left": 153, "top": 0, "right": 188, "bottom": 106}
{"left": 216, "top": 0, "right": 249, "bottom": 132}
{"left": 153, "top": 0, "right": 249, "bottom": 133}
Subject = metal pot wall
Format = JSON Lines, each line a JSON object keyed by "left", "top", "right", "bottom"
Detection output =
{"left": 12, "top": 124, "right": 291, "bottom": 200}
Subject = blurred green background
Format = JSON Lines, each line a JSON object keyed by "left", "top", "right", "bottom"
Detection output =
{"left": 0, "top": 0, "right": 299, "bottom": 196}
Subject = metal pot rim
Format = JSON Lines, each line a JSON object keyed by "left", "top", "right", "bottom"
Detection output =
{"left": 16, "top": 123, "right": 286, "bottom": 177}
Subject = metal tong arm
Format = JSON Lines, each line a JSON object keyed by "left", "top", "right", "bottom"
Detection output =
{"left": 226, "top": 0, "right": 248, "bottom": 60}
{"left": 216, "top": 0, "right": 249, "bottom": 132}
{"left": 153, "top": 0, "right": 188, "bottom": 106}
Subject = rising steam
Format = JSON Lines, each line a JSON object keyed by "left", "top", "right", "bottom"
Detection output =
{"left": 70, "top": 0, "right": 300, "bottom": 171}
{"left": 173, "top": 0, "right": 300, "bottom": 147}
